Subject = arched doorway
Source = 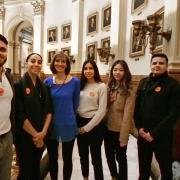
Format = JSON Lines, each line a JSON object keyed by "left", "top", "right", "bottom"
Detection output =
{"left": 5, "top": 16, "right": 33, "bottom": 76}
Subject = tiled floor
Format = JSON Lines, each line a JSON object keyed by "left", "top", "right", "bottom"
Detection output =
{"left": 45, "top": 135, "right": 139, "bottom": 180}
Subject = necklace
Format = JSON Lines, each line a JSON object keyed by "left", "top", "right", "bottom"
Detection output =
{"left": 55, "top": 75, "right": 67, "bottom": 85}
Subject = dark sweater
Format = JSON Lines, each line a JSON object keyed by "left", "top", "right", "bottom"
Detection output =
{"left": 134, "top": 72, "right": 180, "bottom": 139}
{"left": 14, "top": 72, "right": 52, "bottom": 137}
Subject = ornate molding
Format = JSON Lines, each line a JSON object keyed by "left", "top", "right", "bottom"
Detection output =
{"left": 31, "top": 0, "right": 44, "bottom": 15}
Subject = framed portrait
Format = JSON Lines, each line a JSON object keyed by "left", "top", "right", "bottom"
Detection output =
{"left": 47, "top": 49, "right": 57, "bottom": 65}
{"left": 61, "top": 23, "right": 71, "bottom": 41}
{"left": 47, "top": 27, "right": 57, "bottom": 43}
{"left": 131, "top": 0, "right": 148, "bottom": 14}
{"left": 153, "top": 7, "right": 164, "bottom": 53}
{"left": 86, "top": 42, "right": 97, "bottom": 61}
{"left": 100, "top": 37, "right": 110, "bottom": 62}
{"left": 61, "top": 47, "right": 71, "bottom": 57}
{"left": 87, "top": 12, "right": 98, "bottom": 36}
{"left": 102, "top": 4, "right": 111, "bottom": 31}
{"left": 129, "top": 27, "right": 145, "bottom": 57}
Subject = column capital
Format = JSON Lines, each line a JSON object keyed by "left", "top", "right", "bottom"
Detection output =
{"left": 31, "top": 0, "right": 44, "bottom": 15}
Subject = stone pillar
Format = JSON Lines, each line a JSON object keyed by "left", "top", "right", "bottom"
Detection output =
{"left": 71, "top": 0, "right": 84, "bottom": 73}
{"left": 164, "top": 0, "right": 180, "bottom": 76}
{"left": 109, "top": 0, "right": 127, "bottom": 68}
{"left": 0, "top": 0, "right": 5, "bottom": 35}
{"left": 31, "top": 0, "right": 45, "bottom": 54}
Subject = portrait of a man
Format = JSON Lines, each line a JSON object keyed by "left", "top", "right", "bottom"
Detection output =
{"left": 102, "top": 4, "right": 111, "bottom": 30}
{"left": 129, "top": 27, "right": 145, "bottom": 57}
{"left": 47, "top": 27, "right": 57, "bottom": 43}
{"left": 131, "top": 0, "right": 147, "bottom": 14}
{"left": 61, "top": 47, "right": 71, "bottom": 57}
{"left": 47, "top": 50, "right": 56, "bottom": 64}
{"left": 62, "top": 23, "right": 71, "bottom": 41}
{"left": 153, "top": 7, "right": 164, "bottom": 53}
{"left": 87, "top": 12, "right": 98, "bottom": 35}
{"left": 102, "top": 37, "right": 110, "bottom": 50}
{"left": 156, "top": 11, "right": 164, "bottom": 47}
{"left": 86, "top": 42, "right": 97, "bottom": 61}
{"left": 100, "top": 37, "right": 110, "bottom": 62}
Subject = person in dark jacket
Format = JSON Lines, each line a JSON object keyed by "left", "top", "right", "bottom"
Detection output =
{"left": 14, "top": 53, "right": 52, "bottom": 180}
{"left": 0, "top": 34, "right": 14, "bottom": 180}
{"left": 134, "top": 53, "right": 180, "bottom": 180}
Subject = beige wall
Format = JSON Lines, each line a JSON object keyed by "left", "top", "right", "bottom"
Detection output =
{"left": 2, "top": 0, "right": 180, "bottom": 76}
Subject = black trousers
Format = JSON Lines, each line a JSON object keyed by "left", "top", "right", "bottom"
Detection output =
{"left": 76, "top": 115, "right": 104, "bottom": 180}
{"left": 46, "top": 139, "right": 59, "bottom": 180}
{"left": 104, "top": 129, "right": 128, "bottom": 180}
{"left": 46, "top": 138, "right": 75, "bottom": 180}
{"left": 137, "top": 136, "right": 173, "bottom": 180}
{"left": 15, "top": 136, "right": 44, "bottom": 180}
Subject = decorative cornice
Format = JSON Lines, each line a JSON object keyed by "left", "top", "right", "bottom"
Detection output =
{"left": 31, "top": 0, "right": 44, "bottom": 15}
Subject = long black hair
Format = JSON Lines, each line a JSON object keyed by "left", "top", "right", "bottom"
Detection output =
{"left": 108, "top": 60, "right": 132, "bottom": 93}
{"left": 80, "top": 60, "right": 102, "bottom": 90}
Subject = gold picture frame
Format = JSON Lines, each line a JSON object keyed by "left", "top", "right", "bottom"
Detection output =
{"left": 102, "top": 4, "right": 111, "bottom": 31}
{"left": 131, "top": 0, "right": 148, "bottom": 14}
{"left": 47, "top": 49, "right": 57, "bottom": 65}
{"left": 153, "top": 7, "right": 164, "bottom": 54}
{"left": 61, "top": 47, "right": 71, "bottom": 57}
{"left": 47, "top": 27, "right": 57, "bottom": 43}
{"left": 129, "top": 27, "right": 145, "bottom": 57}
{"left": 61, "top": 23, "right": 71, "bottom": 42}
{"left": 86, "top": 42, "right": 97, "bottom": 61}
{"left": 87, "top": 12, "right": 98, "bottom": 36}
{"left": 100, "top": 37, "right": 110, "bottom": 62}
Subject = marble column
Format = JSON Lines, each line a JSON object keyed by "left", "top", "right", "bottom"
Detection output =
{"left": 71, "top": 0, "right": 84, "bottom": 73}
{"left": 0, "top": 0, "right": 5, "bottom": 35}
{"left": 31, "top": 0, "right": 45, "bottom": 54}
{"left": 164, "top": 0, "right": 180, "bottom": 73}
{"left": 108, "top": 0, "right": 128, "bottom": 68}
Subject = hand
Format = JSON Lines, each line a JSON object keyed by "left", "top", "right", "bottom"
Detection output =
{"left": 34, "top": 140, "right": 44, "bottom": 148}
{"left": 139, "top": 128, "right": 146, "bottom": 138}
{"left": 33, "top": 131, "right": 46, "bottom": 143}
{"left": 79, "top": 127, "right": 87, "bottom": 135}
{"left": 144, "top": 132, "right": 154, "bottom": 142}
{"left": 120, "top": 142, "right": 127, "bottom": 147}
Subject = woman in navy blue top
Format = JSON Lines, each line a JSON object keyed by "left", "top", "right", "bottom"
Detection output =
{"left": 44, "top": 51, "right": 80, "bottom": 180}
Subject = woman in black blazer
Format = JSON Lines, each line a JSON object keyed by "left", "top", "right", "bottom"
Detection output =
{"left": 14, "top": 53, "right": 52, "bottom": 180}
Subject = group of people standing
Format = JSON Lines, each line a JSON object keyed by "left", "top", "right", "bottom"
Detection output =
{"left": 1, "top": 33, "right": 180, "bottom": 180}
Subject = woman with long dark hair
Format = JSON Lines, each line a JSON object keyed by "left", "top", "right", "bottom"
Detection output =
{"left": 77, "top": 60, "right": 107, "bottom": 180}
{"left": 14, "top": 53, "right": 52, "bottom": 180}
{"left": 104, "top": 60, "right": 136, "bottom": 180}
